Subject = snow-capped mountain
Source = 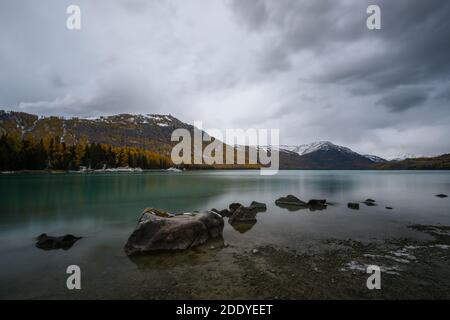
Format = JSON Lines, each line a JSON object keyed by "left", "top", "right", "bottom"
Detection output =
{"left": 363, "top": 154, "right": 388, "bottom": 163}
{"left": 0, "top": 110, "right": 194, "bottom": 155}
{"left": 275, "top": 141, "right": 387, "bottom": 169}
{"left": 389, "top": 153, "right": 417, "bottom": 162}
{"left": 279, "top": 141, "right": 358, "bottom": 156}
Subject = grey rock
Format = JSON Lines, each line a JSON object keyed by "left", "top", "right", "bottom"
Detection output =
{"left": 124, "top": 209, "right": 224, "bottom": 255}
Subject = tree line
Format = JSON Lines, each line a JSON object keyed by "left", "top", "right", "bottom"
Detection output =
{"left": 0, "top": 133, "right": 171, "bottom": 171}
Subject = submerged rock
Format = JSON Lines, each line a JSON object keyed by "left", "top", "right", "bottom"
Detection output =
{"left": 124, "top": 209, "right": 224, "bottom": 255}
{"left": 436, "top": 194, "right": 448, "bottom": 198}
{"left": 35, "top": 233, "right": 82, "bottom": 251}
{"left": 275, "top": 195, "right": 307, "bottom": 207}
{"left": 347, "top": 202, "right": 360, "bottom": 210}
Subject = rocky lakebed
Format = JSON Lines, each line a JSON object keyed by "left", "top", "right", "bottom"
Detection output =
{"left": 34, "top": 193, "right": 450, "bottom": 299}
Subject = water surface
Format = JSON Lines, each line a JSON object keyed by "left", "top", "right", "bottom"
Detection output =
{"left": 0, "top": 170, "right": 449, "bottom": 299}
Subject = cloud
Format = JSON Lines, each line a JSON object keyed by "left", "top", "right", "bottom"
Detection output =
{"left": 1, "top": 0, "right": 450, "bottom": 157}
{"left": 376, "top": 88, "right": 428, "bottom": 113}
{"left": 229, "top": 0, "right": 268, "bottom": 30}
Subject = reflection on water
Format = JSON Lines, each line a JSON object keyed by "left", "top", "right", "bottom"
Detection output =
{"left": 128, "top": 238, "right": 226, "bottom": 271}
{"left": 229, "top": 220, "right": 258, "bottom": 233}
{"left": 0, "top": 170, "right": 449, "bottom": 299}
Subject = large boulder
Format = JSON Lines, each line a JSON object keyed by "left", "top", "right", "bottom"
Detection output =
{"left": 124, "top": 209, "right": 224, "bottom": 255}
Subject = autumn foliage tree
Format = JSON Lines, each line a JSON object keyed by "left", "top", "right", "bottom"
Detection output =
{"left": 0, "top": 134, "right": 171, "bottom": 171}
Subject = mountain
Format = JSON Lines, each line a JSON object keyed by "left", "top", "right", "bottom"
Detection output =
{"left": 3, "top": 111, "right": 446, "bottom": 170}
{"left": 363, "top": 154, "right": 388, "bottom": 163}
{"left": 280, "top": 141, "right": 359, "bottom": 156}
{"left": 0, "top": 110, "right": 260, "bottom": 171}
{"left": 277, "top": 141, "right": 384, "bottom": 169}
{"left": 0, "top": 110, "right": 193, "bottom": 156}
{"left": 375, "top": 154, "right": 450, "bottom": 170}
{"left": 388, "top": 153, "right": 417, "bottom": 162}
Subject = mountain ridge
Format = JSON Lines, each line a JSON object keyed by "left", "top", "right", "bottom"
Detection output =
{"left": 1, "top": 110, "right": 449, "bottom": 170}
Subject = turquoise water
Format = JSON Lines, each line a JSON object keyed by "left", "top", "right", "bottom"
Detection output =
{"left": 0, "top": 170, "right": 449, "bottom": 299}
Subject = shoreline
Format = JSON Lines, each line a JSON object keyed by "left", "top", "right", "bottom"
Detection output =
{"left": 3, "top": 168, "right": 450, "bottom": 175}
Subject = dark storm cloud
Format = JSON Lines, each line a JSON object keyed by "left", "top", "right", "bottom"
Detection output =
{"left": 232, "top": 0, "right": 450, "bottom": 92}
{"left": 1, "top": 0, "right": 450, "bottom": 158}
{"left": 230, "top": 0, "right": 268, "bottom": 30}
{"left": 376, "top": 89, "right": 428, "bottom": 113}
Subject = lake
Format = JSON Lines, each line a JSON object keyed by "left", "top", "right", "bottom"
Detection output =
{"left": 1, "top": 170, "right": 450, "bottom": 299}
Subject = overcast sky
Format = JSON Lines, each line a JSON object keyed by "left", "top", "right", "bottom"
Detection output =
{"left": 1, "top": 0, "right": 450, "bottom": 158}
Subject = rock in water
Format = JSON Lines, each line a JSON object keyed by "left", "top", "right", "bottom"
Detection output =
{"left": 249, "top": 201, "right": 267, "bottom": 211}
{"left": 229, "top": 206, "right": 258, "bottom": 224}
{"left": 229, "top": 203, "right": 243, "bottom": 213}
{"left": 275, "top": 195, "right": 307, "bottom": 207}
{"left": 35, "top": 233, "right": 82, "bottom": 251}
{"left": 347, "top": 202, "right": 360, "bottom": 210}
{"left": 307, "top": 199, "right": 327, "bottom": 210}
{"left": 363, "top": 199, "right": 377, "bottom": 206}
{"left": 436, "top": 194, "right": 448, "bottom": 198}
{"left": 124, "top": 209, "right": 224, "bottom": 255}
{"left": 308, "top": 199, "right": 327, "bottom": 205}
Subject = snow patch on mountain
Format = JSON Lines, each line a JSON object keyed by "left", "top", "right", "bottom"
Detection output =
{"left": 363, "top": 154, "right": 387, "bottom": 163}
{"left": 389, "top": 153, "right": 417, "bottom": 161}
{"left": 279, "top": 141, "right": 359, "bottom": 156}
{"left": 80, "top": 113, "right": 175, "bottom": 127}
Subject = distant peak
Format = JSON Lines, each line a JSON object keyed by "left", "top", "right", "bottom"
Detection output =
{"left": 280, "top": 141, "right": 357, "bottom": 156}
